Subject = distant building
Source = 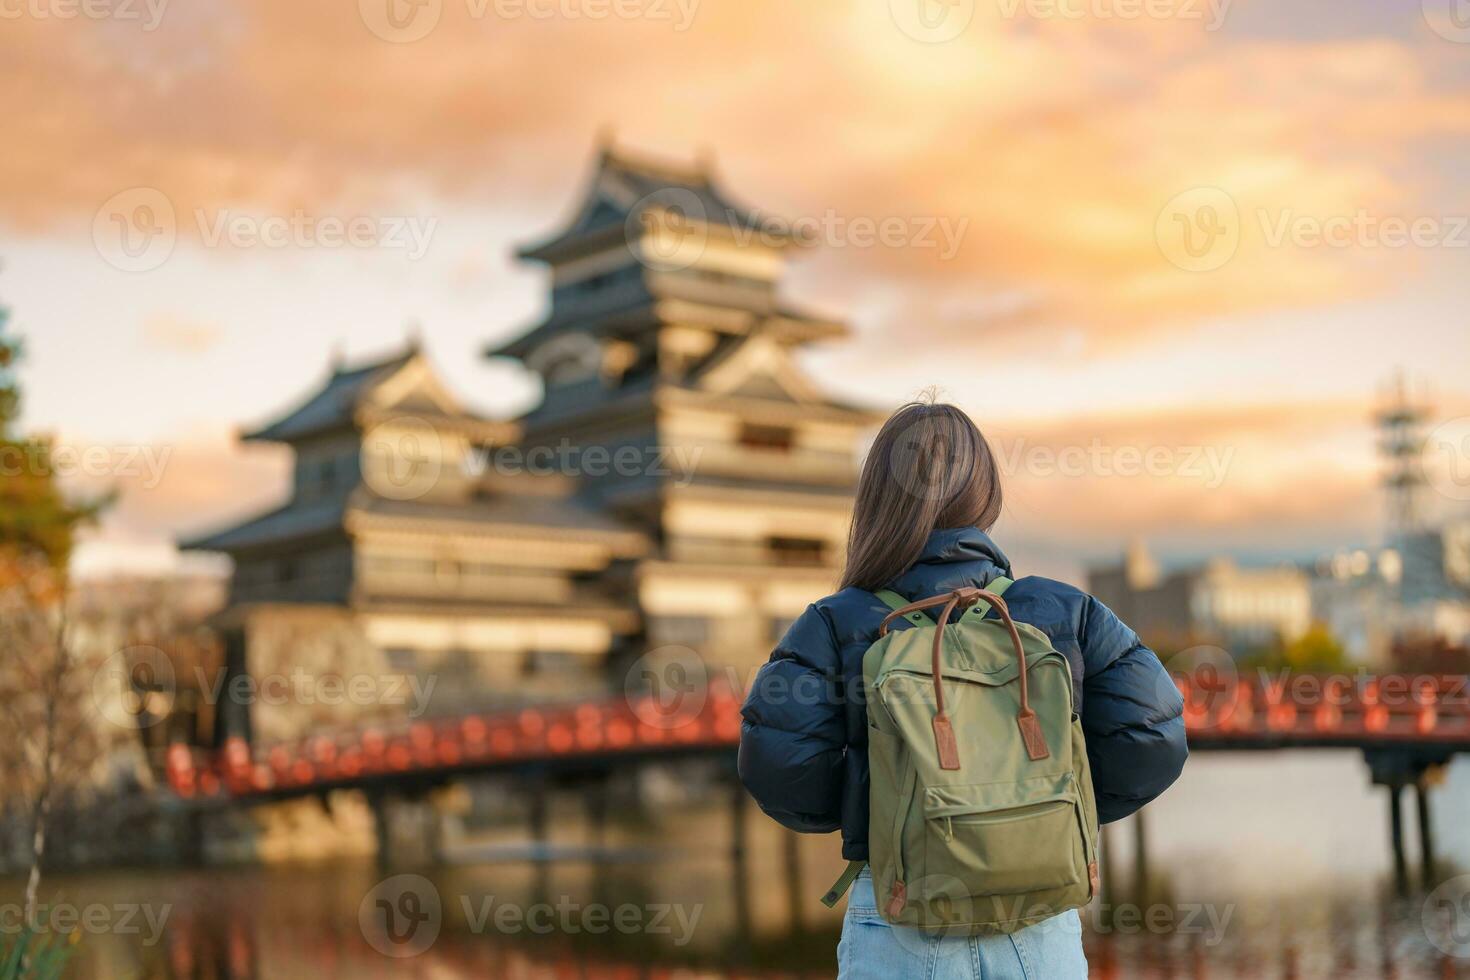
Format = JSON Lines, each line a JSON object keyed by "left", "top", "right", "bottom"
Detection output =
{"left": 1088, "top": 540, "right": 1312, "bottom": 653}
{"left": 1309, "top": 548, "right": 1398, "bottom": 663}
{"left": 183, "top": 144, "right": 880, "bottom": 742}
{"left": 1304, "top": 519, "right": 1470, "bottom": 664}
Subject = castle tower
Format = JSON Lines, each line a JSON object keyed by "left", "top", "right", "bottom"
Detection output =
{"left": 488, "top": 144, "right": 883, "bottom": 670}
{"left": 184, "top": 342, "right": 649, "bottom": 738}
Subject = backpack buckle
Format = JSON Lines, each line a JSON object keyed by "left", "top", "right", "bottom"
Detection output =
{"left": 951, "top": 587, "right": 984, "bottom": 607}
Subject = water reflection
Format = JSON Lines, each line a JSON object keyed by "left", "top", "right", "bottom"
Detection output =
{"left": 15, "top": 753, "right": 1470, "bottom": 979}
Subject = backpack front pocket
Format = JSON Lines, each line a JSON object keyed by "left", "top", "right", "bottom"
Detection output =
{"left": 921, "top": 774, "right": 1086, "bottom": 900}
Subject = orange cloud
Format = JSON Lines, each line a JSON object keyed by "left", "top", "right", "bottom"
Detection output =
{"left": 4, "top": 2, "right": 1469, "bottom": 353}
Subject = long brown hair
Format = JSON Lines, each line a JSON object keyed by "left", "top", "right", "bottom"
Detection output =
{"left": 840, "top": 402, "right": 1003, "bottom": 592}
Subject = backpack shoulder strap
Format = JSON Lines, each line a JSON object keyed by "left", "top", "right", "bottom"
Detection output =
{"left": 874, "top": 589, "right": 909, "bottom": 612}
{"left": 875, "top": 589, "right": 934, "bottom": 628}
{"left": 962, "top": 575, "right": 1014, "bottom": 622}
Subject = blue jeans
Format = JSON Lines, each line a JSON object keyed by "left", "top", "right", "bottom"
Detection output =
{"left": 837, "top": 869, "right": 1089, "bottom": 980}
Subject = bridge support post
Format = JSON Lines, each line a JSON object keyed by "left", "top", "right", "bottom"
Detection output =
{"left": 1132, "top": 808, "right": 1150, "bottom": 905}
{"left": 368, "top": 792, "right": 391, "bottom": 870}
{"left": 528, "top": 774, "right": 551, "bottom": 903}
{"left": 1388, "top": 784, "right": 1409, "bottom": 896}
{"left": 1098, "top": 821, "right": 1116, "bottom": 930}
{"left": 783, "top": 830, "right": 805, "bottom": 933}
{"left": 368, "top": 791, "right": 443, "bottom": 869}
{"left": 1415, "top": 778, "right": 1436, "bottom": 888}
{"left": 1365, "top": 749, "right": 1448, "bottom": 895}
{"left": 730, "top": 775, "right": 751, "bottom": 938}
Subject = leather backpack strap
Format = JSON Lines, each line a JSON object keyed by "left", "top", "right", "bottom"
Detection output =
{"left": 960, "top": 575, "right": 1013, "bottom": 622}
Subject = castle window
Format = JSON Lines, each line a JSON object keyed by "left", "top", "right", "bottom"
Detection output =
{"left": 739, "top": 423, "right": 794, "bottom": 452}
{"left": 768, "top": 537, "right": 826, "bottom": 567}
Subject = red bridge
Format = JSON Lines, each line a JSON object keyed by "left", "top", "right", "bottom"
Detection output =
{"left": 165, "top": 673, "right": 1470, "bottom": 803}
{"left": 161, "top": 671, "right": 1466, "bottom": 897}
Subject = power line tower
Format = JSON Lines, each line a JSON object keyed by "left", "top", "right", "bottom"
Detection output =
{"left": 1376, "top": 370, "right": 1431, "bottom": 542}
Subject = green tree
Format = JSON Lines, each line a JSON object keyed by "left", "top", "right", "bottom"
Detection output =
{"left": 0, "top": 295, "right": 98, "bottom": 979}
{"left": 1242, "top": 622, "right": 1349, "bottom": 672}
{"left": 0, "top": 304, "right": 92, "bottom": 571}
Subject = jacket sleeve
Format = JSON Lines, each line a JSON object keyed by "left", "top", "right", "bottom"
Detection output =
{"left": 737, "top": 604, "right": 846, "bottom": 833}
{"left": 1077, "top": 595, "right": 1188, "bottom": 824}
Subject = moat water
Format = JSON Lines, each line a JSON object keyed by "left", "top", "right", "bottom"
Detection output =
{"left": 10, "top": 751, "right": 1470, "bottom": 979}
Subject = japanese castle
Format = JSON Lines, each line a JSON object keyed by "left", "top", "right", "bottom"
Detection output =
{"left": 184, "top": 144, "right": 881, "bottom": 738}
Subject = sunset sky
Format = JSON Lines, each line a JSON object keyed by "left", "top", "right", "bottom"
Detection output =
{"left": 4, "top": 0, "right": 1469, "bottom": 582}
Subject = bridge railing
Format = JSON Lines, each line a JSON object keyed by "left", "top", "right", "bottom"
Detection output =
{"left": 166, "top": 676, "right": 745, "bottom": 800}
{"left": 1177, "top": 672, "right": 1470, "bottom": 744}
{"left": 165, "top": 672, "right": 1470, "bottom": 800}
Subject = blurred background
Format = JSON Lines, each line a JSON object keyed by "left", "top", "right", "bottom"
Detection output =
{"left": 3, "top": 0, "right": 1470, "bottom": 976}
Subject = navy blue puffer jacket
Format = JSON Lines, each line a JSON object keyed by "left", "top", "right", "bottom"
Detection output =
{"left": 738, "top": 527, "right": 1187, "bottom": 862}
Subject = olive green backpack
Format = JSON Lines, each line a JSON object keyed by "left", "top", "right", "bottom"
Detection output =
{"left": 821, "top": 578, "right": 1100, "bottom": 935}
